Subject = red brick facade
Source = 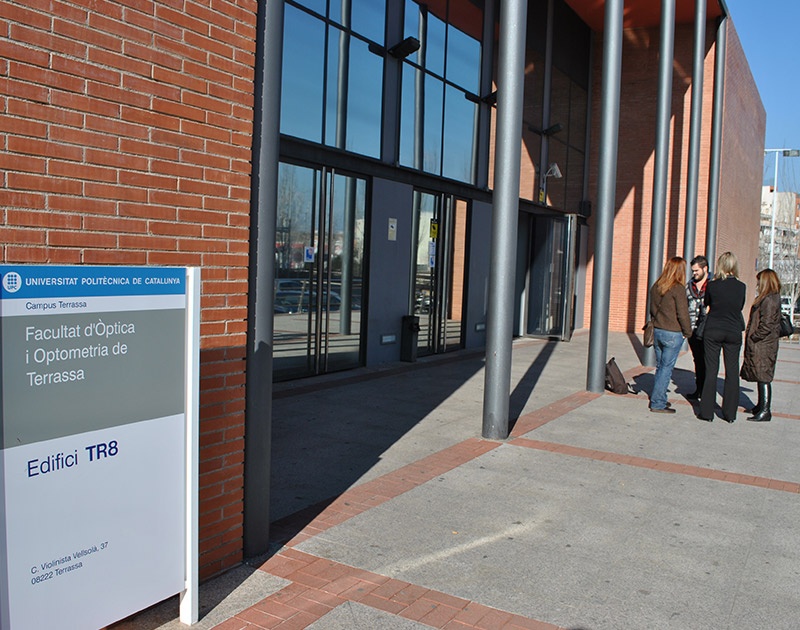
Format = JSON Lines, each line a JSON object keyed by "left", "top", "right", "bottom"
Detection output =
{"left": 0, "top": 0, "right": 257, "bottom": 579}
{"left": 583, "top": 21, "right": 765, "bottom": 331}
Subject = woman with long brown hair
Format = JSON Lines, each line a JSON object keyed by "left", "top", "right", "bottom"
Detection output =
{"left": 648, "top": 257, "right": 692, "bottom": 413}
{"left": 740, "top": 269, "right": 782, "bottom": 422}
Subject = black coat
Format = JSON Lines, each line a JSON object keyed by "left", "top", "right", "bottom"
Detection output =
{"left": 740, "top": 293, "right": 781, "bottom": 383}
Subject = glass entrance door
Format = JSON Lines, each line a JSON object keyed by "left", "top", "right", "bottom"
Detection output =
{"left": 274, "top": 162, "right": 366, "bottom": 380}
{"left": 411, "top": 191, "right": 469, "bottom": 356}
{"left": 518, "top": 213, "right": 577, "bottom": 341}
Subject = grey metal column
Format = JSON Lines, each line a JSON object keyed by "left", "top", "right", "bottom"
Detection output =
{"left": 538, "top": 0, "right": 554, "bottom": 201}
{"left": 244, "top": 0, "right": 283, "bottom": 557}
{"left": 643, "top": 0, "right": 676, "bottom": 368}
{"left": 586, "top": 0, "right": 624, "bottom": 393}
{"left": 482, "top": 0, "right": 527, "bottom": 439}
{"left": 683, "top": 0, "right": 707, "bottom": 263}
{"left": 706, "top": 15, "right": 727, "bottom": 271}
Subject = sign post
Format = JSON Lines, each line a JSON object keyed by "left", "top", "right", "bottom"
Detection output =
{"left": 0, "top": 265, "right": 200, "bottom": 629}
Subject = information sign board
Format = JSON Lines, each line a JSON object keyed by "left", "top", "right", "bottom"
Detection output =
{"left": 0, "top": 265, "right": 199, "bottom": 630}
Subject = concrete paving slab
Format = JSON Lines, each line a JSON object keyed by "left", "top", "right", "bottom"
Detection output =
{"left": 523, "top": 394, "right": 800, "bottom": 482}
{"left": 295, "top": 444, "right": 800, "bottom": 630}
{"left": 110, "top": 565, "right": 289, "bottom": 630}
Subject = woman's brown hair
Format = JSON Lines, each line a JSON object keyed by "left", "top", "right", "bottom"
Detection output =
{"left": 655, "top": 257, "right": 686, "bottom": 296}
{"left": 754, "top": 268, "right": 781, "bottom": 304}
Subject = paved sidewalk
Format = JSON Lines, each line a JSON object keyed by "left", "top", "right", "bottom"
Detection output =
{"left": 116, "top": 331, "right": 800, "bottom": 630}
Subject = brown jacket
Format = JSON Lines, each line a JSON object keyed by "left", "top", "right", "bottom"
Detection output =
{"left": 740, "top": 293, "right": 780, "bottom": 383}
{"left": 650, "top": 283, "right": 692, "bottom": 337}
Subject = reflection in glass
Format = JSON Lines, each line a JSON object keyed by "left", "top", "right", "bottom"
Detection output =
{"left": 345, "top": 37, "right": 382, "bottom": 157}
{"left": 528, "top": 216, "right": 566, "bottom": 336}
{"left": 423, "top": 75, "right": 444, "bottom": 175}
{"left": 446, "top": 25, "right": 481, "bottom": 93}
{"left": 292, "top": 0, "right": 326, "bottom": 17}
{"left": 442, "top": 85, "right": 477, "bottom": 183}
{"left": 281, "top": 6, "right": 325, "bottom": 142}
{"left": 351, "top": 0, "right": 386, "bottom": 43}
{"left": 325, "top": 26, "right": 382, "bottom": 157}
{"left": 399, "top": 65, "right": 416, "bottom": 169}
{"left": 403, "top": 0, "right": 421, "bottom": 65}
{"left": 425, "top": 12, "right": 446, "bottom": 76}
{"left": 325, "top": 26, "right": 344, "bottom": 149}
{"left": 411, "top": 192, "right": 467, "bottom": 356}
{"left": 274, "top": 163, "right": 366, "bottom": 380}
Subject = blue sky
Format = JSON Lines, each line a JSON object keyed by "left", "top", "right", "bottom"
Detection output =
{"left": 725, "top": 0, "right": 800, "bottom": 192}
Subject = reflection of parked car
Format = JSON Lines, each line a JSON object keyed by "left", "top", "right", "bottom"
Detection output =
{"left": 274, "top": 290, "right": 342, "bottom": 313}
{"left": 781, "top": 296, "right": 792, "bottom": 316}
{"left": 414, "top": 290, "right": 431, "bottom": 314}
{"left": 274, "top": 278, "right": 305, "bottom": 292}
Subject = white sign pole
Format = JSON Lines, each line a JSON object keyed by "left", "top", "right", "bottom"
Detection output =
{"left": 180, "top": 267, "right": 200, "bottom": 625}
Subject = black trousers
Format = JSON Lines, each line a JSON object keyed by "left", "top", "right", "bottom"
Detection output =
{"left": 687, "top": 332, "right": 705, "bottom": 394}
{"left": 700, "top": 327, "right": 742, "bottom": 420}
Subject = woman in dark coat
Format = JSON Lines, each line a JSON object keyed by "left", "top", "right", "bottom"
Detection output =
{"left": 698, "top": 252, "right": 747, "bottom": 423}
{"left": 740, "top": 269, "right": 782, "bottom": 422}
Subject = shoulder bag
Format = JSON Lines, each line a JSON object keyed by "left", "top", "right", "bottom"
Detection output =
{"left": 642, "top": 319, "right": 654, "bottom": 347}
{"left": 779, "top": 312, "right": 795, "bottom": 338}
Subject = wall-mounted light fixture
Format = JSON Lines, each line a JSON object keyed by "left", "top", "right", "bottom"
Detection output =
{"left": 465, "top": 90, "right": 497, "bottom": 107}
{"left": 538, "top": 162, "right": 563, "bottom": 203}
{"left": 545, "top": 162, "right": 562, "bottom": 179}
{"left": 388, "top": 36, "right": 420, "bottom": 60}
{"left": 528, "top": 122, "right": 563, "bottom": 136}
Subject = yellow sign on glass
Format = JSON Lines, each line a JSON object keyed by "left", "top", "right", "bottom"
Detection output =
{"left": 430, "top": 219, "right": 439, "bottom": 239}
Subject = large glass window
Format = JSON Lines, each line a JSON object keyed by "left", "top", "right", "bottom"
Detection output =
{"left": 398, "top": 0, "right": 484, "bottom": 184}
{"left": 513, "top": 0, "right": 590, "bottom": 210}
{"left": 281, "top": 1, "right": 386, "bottom": 159}
{"left": 281, "top": 7, "right": 325, "bottom": 142}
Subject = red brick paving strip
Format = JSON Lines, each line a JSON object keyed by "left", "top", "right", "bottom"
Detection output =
{"left": 510, "top": 391, "right": 601, "bottom": 436}
{"left": 510, "top": 437, "right": 800, "bottom": 493}
{"left": 220, "top": 548, "right": 563, "bottom": 630}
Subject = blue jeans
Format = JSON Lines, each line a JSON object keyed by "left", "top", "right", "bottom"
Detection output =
{"left": 650, "top": 328, "right": 684, "bottom": 409}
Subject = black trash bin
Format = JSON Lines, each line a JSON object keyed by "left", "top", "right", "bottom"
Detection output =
{"left": 400, "top": 315, "right": 420, "bottom": 362}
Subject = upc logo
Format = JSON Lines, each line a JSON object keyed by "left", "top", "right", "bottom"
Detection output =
{"left": 3, "top": 272, "right": 22, "bottom": 293}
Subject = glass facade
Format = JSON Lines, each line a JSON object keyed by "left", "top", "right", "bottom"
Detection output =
{"left": 276, "top": 0, "right": 594, "bottom": 372}
{"left": 281, "top": 1, "right": 386, "bottom": 158}
{"left": 398, "top": 0, "right": 483, "bottom": 183}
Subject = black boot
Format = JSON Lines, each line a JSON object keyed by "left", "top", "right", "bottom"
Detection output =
{"left": 747, "top": 383, "right": 771, "bottom": 422}
{"left": 749, "top": 386, "right": 763, "bottom": 415}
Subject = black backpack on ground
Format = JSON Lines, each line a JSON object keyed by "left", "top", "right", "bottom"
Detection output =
{"left": 605, "top": 357, "right": 628, "bottom": 395}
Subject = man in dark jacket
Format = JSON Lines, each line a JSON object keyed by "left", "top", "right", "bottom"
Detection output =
{"left": 686, "top": 255, "right": 708, "bottom": 399}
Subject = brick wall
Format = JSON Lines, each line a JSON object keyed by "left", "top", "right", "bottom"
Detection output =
{"left": 716, "top": 21, "right": 765, "bottom": 299}
{"left": 583, "top": 20, "right": 756, "bottom": 332}
{"left": 0, "top": 0, "right": 257, "bottom": 580}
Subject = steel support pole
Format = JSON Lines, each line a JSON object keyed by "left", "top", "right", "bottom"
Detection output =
{"left": 643, "top": 0, "right": 675, "bottom": 368}
{"left": 683, "top": 0, "right": 706, "bottom": 264}
{"left": 706, "top": 15, "right": 727, "bottom": 272}
{"left": 482, "top": 0, "right": 527, "bottom": 439}
{"left": 538, "top": 0, "right": 555, "bottom": 201}
{"left": 243, "top": 0, "right": 283, "bottom": 557}
{"left": 770, "top": 151, "right": 778, "bottom": 268}
{"left": 586, "top": 0, "right": 623, "bottom": 393}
